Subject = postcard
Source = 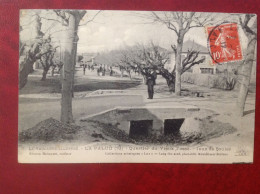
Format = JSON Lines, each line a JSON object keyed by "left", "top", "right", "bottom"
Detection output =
{"left": 18, "top": 10, "right": 257, "bottom": 163}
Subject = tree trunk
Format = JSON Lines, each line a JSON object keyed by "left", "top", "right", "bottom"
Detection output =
{"left": 143, "top": 75, "right": 146, "bottom": 84}
{"left": 35, "top": 61, "right": 40, "bottom": 69}
{"left": 167, "top": 80, "right": 175, "bottom": 93}
{"left": 19, "top": 59, "right": 34, "bottom": 89}
{"left": 51, "top": 66, "right": 55, "bottom": 76}
{"left": 60, "top": 15, "right": 76, "bottom": 123}
{"left": 41, "top": 68, "right": 48, "bottom": 81}
{"left": 128, "top": 71, "right": 132, "bottom": 80}
{"left": 29, "top": 64, "right": 34, "bottom": 73}
{"left": 161, "top": 71, "right": 175, "bottom": 93}
{"left": 71, "top": 24, "right": 79, "bottom": 98}
{"left": 175, "top": 34, "right": 184, "bottom": 96}
{"left": 236, "top": 36, "right": 256, "bottom": 116}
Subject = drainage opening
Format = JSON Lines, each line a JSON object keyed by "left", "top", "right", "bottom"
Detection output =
{"left": 129, "top": 120, "right": 153, "bottom": 138}
{"left": 164, "top": 119, "right": 185, "bottom": 135}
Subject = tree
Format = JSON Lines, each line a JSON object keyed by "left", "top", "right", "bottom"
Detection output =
{"left": 19, "top": 11, "right": 64, "bottom": 87}
{"left": 95, "top": 49, "right": 135, "bottom": 78}
{"left": 51, "top": 61, "right": 63, "bottom": 76}
{"left": 132, "top": 43, "right": 171, "bottom": 86}
{"left": 121, "top": 43, "right": 205, "bottom": 93}
{"left": 54, "top": 10, "right": 86, "bottom": 123}
{"left": 19, "top": 14, "right": 46, "bottom": 88}
{"left": 236, "top": 14, "right": 257, "bottom": 116}
{"left": 148, "top": 12, "right": 213, "bottom": 95}
{"left": 77, "top": 55, "right": 83, "bottom": 62}
{"left": 120, "top": 49, "right": 138, "bottom": 79}
{"left": 39, "top": 37, "right": 58, "bottom": 80}
{"left": 19, "top": 10, "right": 101, "bottom": 123}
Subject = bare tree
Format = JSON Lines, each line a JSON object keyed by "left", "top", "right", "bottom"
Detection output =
{"left": 134, "top": 43, "right": 170, "bottom": 86}
{"left": 19, "top": 14, "right": 61, "bottom": 88}
{"left": 39, "top": 37, "right": 58, "bottom": 80}
{"left": 146, "top": 12, "right": 213, "bottom": 95}
{"left": 119, "top": 49, "right": 138, "bottom": 79}
{"left": 121, "top": 43, "right": 205, "bottom": 93}
{"left": 95, "top": 49, "right": 135, "bottom": 78}
{"left": 236, "top": 14, "right": 257, "bottom": 116}
{"left": 19, "top": 14, "right": 44, "bottom": 88}
{"left": 54, "top": 10, "right": 86, "bottom": 123}
{"left": 50, "top": 61, "right": 63, "bottom": 76}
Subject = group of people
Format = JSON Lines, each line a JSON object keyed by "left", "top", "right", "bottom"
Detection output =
{"left": 82, "top": 63, "right": 114, "bottom": 77}
{"left": 97, "top": 65, "right": 106, "bottom": 76}
{"left": 83, "top": 62, "right": 158, "bottom": 100}
{"left": 82, "top": 64, "right": 94, "bottom": 75}
{"left": 97, "top": 65, "right": 114, "bottom": 76}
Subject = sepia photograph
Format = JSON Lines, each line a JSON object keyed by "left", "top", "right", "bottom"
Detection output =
{"left": 18, "top": 10, "right": 257, "bottom": 163}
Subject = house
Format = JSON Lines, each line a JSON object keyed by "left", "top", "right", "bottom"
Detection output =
{"left": 81, "top": 53, "right": 96, "bottom": 66}
{"left": 166, "top": 40, "right": 217, "bottom": 74}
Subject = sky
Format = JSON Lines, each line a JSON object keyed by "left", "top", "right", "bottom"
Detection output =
{"left": 77, "top": 10, "right": 209, "bottom": 54}
{"left": 19, "top": 10, "right": 249, "bottom": 55}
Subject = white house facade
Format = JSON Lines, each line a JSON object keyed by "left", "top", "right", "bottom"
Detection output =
{"left": 166, "top": 40, "right": 217, "bottom": 74}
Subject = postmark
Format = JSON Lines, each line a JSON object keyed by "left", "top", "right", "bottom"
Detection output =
{"left": 206, "top": 23, "right": 243, "bottom": 65}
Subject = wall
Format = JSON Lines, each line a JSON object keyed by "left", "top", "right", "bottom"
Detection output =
{"left": 82, "top": 106, "right": 203, "bottom": 136}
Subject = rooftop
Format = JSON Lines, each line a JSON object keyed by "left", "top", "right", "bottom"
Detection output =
{"left": 182, "top": 40, "right": 209, "bottom": 53}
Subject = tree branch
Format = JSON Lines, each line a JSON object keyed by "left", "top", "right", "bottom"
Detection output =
{"left": 239, "top": 14, "right": 257, "bottom": 36}
{"left": 79, "top": 11, "right": 101, "bottom": 26}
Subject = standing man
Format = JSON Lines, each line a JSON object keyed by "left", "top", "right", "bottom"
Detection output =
{"left": 83, "top": 64, "right": 86, "bottom": 75}
{"left": 143, "top": 68, "right": 157, "bottom": 99}
{"left": 109, "top": 66, "right": 113, "bottom": 76}
{"left": 102, "top": 64, "right": 106, "bottom": 76}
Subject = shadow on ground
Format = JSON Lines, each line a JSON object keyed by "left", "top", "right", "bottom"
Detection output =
{"left": 19, "top": 76, "right": 61, "bottom": 94}
{"left": 20, "top": 75, "right": 142, "bottom": 94}
{"left": 74, "top": 79, "right": 142, "bottom": 92}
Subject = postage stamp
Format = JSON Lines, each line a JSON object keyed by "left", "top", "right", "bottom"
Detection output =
{"left": 206, "top": 23, "right": 243, "bottom": 64}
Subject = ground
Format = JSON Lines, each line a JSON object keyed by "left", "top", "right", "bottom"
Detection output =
{"left": 19, "top": 66, "right": 256, "bottom": 150}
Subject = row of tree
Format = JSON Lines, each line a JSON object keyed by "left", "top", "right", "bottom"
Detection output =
{"left": 19, "top": 10, "right": 87, "bottom": 123}
{"left": 96, "top": 12, "right": 257, "bottom": 116}
{"left": 95, "top": 42, "right": 205, "bottom": 92}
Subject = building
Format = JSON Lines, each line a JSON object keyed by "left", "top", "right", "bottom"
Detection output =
{"left": 166, "top": 40, "right": 217, "bottom": 74}
{"left": 80, "top": 53, "right": 96, "bottom": 66}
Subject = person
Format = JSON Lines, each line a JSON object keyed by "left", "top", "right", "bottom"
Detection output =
{"left": 99, "top": 65, "right": 103, "bottom": 76}
{"left": 83, "top": 64, "right": 86, "bottom": 75}
{"left": 109, "top": 66, "right": 113, "bottom": 76}
{"left": 97, "top": 65, "right": 100, "bottom": 76}
{"left": 143, "top": 68, "right": 157, "bottom": 99}
{"left": 102, "top": 65, "right": 106, "bottom": 76}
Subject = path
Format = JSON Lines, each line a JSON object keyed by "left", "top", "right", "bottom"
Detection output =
{"left": 19, "top": 95, "right": 144, "bottom": 132}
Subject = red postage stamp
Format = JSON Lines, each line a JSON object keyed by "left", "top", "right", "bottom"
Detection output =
{"left": 206, "top": 23, "right": 243, "bottom": 64}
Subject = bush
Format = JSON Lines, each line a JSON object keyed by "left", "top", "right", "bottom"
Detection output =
{"left": 182, "top": 72, "right": 237, "bottom": 90}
